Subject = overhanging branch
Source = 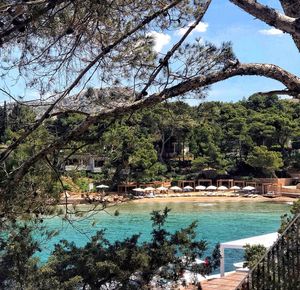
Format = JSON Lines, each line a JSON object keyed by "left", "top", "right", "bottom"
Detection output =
{"left": 0, "top": 0, "right": 183, "bottom": 164}
{"left": 279, "top": 0, "right": 300, "bottom": 51}
{"left": 230, "top": 0, "right": 300, "bottom": 42}
{"left": 250, "top": 89, "right": 299, "bottom": 98}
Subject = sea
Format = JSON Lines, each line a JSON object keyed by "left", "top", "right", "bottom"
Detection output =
{"left": 38, "top": 201, "right": 290, "bottom": 273}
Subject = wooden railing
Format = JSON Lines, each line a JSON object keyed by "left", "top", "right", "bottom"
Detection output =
{"left": 236, "top": 214, "right": 300, "bottom": 290}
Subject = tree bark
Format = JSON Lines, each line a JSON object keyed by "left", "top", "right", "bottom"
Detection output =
{"left": 280, "top": 0, "right": 300, "bottom": 51}
{"left": 280, "top": 0, "right": 300, "bottom": 17}
{"left": 159, "top": 132, "right": 166, "bottom": 163}
{"left": 158, "top": 128, "right": 174, "bottom": 163}
{"left": 230, "top": 0, "right": 300, "bottom": 52}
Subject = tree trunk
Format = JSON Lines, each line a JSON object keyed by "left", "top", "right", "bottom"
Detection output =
{"left": 182, "top": 139, "right": 185, "bottom": 162}
{"left": 159, "top": 133, "right": 166, "bottom": 163}
{"left": 280, "top": 0, "right": 300, "bottom": 51}
{"left": 230, "top": 0, "right": 300, "bottom": 52}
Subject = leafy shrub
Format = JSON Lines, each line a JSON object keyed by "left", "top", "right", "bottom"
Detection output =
{"left": 74, "top": 177, "right": 92, "bottom": 192}
{"left": 62, "top": 183, "right": 72, "bottom": 191}
{"left": 243, "top": 244, "right": 266, "bottom": 269}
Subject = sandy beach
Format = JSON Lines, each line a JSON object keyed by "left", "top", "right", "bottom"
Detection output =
{"left": 131, "top": 195, "right": 296, "bottom": 204}
{"left": 62, "top": 191, "right": 298, "bottom": 205}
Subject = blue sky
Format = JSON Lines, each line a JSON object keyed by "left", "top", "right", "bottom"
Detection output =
{"left": 156, "top": 0, "right": 300, "bottom": 103}
{"left": 1, "top": 0, "right": 299, "bottom": 104}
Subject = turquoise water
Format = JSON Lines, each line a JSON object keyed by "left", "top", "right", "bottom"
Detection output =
{"left": 39, "top": 201, "right": 290, "bottom": 273}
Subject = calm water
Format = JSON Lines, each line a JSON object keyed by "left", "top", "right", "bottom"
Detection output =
{"left": 39, "top": 201, "right": 290, "bottom": 273}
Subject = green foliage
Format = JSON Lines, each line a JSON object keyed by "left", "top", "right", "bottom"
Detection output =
{"left": 191, "top": 156, "right": 209, "bottom": 172}
{"left": 246, "top": 146, "right": 283, "bottom": 177}
{"left": 244, "top": 94, "right": 283, "bottom": 112}
{"left": 6, "top": 104, "right": 36, "bottom": 135}
{"left": 47, "top": 113, "right": 86, "bottom": 137}
{"left": 3, "top": 96, "right": 300, "bottom": 220}
{"left": 74, "top": 177, "right": 92, "bottom": 192}
{"left": 0, "top": 209, "right": 220, "bottom": 289}
{"left": 0, "top": 1, "right": 299, "bottom": 287}
{"left": 279, "top": 199, "right": 300, "bottom": 233}
{"left": 0, "top": 225, "right": 40, "bottom": 290}
{"left": 290, "top": 199, "right": 300, "bottom": 215}
{"left": 43, "top": 96, "right": 300, "bottom": 182}
{"left": 243, "top": 244, "right": 266, "bottom": 269}
{"left": 101, "top": 121, "right": 167, "bottom": 183}
{"left": 2, "top": 96, "right": 300, "bottom": 288}
{"left": 288, "top": 153, "right": 300, "bottom": 170}
{"left": 5, "top": 95, "right": 300, "bottom": 198}
{"left": 62, "top": 183, "right": 72, "bottom": 191}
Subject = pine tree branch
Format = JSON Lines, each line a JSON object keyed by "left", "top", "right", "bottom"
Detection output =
{"left": 279, "top": 0, "right": 300, "bottom": 51}
{"left": 0, "top": 0, "right": 69, "bottom": 41}
{"left": 230, "top": 0, "right": 300, "bottom": 43}
{"left": 250, "top": 89, "right": 299, "bottom": 98}
{"left": 0, "top": 0, "right": 183, "bottom": 164}
{"left": 137, "top": 0, "right": 212, "bottom": 100}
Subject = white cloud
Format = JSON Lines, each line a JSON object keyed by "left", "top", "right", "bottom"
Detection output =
{"left": 259, "top": 28, "right": 283, "bottom": 36}
{"left": 147, "top": 31, "right": 171, "bottom": 53}
{"left": 177, "top": 22, "right": 209, "bottom": 36}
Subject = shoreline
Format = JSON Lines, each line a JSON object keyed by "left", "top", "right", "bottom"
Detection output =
{"left": 130, "top": 195, "right": 295, "bottom": 204}
{"left": 62, "top": 193, "right": 297, "bottom": 205}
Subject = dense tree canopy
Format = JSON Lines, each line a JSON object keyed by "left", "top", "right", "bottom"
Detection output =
{"left": 3, "top": 95, "right": 299, "bottom": 186}
{"left": 1, "top": 0, "right": 300, "bottom": 288}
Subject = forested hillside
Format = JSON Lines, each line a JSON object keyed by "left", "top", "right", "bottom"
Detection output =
{"left": 2, "top": 94, "right": 300, "bottom": 185}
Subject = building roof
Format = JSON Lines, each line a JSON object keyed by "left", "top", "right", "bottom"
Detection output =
{"left": 220, "top": 232, "right": 279, "bottom": 250}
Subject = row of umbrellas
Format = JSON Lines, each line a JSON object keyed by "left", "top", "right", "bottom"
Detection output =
{"left": 132, "top": 185, "right": 256, "bottom": 192}
{"left": 95, "top": 184, "right": 256, "bottom": 191}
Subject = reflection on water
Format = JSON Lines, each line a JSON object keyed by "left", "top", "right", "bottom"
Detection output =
{"left": 39, "top": 201, "right": 290, "bottom": 272}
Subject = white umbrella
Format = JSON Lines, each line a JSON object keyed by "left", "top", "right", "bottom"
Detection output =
{"left": 96, "top": 184, "right": 109, "bottom": 189}
{"left": 217, "top": 185, "right": 228, "bottom": 191}
{"left": 144, "top": 186, "right": 155, "bottom": 191}
{"left": 156, "top": 186, "right": 168, "bottom": 191}
{"left": 96, "top": 184, "right": 109, "bottom": 194}
{"left": 170, "top": 186, "right": 182, "bottom": 191}
{"left": 243, "top": 186, "right": 255, "bottom": 191}
{"left": 184, "top": 185, "right": 194, "bottom": 190}
{"left": 195, "top": 185, "right": 206, "bottom": 190}
{"left": 132, "top": 187, "right": 144, "bottom": 192}
{"left": 207, "top": 185, "right": 217, "bottom": 190}
{"left": 230, "top": 186, "right": 241, "bottom": 190}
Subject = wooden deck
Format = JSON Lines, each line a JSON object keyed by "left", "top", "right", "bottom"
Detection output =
{"left": 178, "top": 272, "right": 247, "bottom": 290}
{"left": 200, "top": 272, "right": 247, "bottom": 290}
